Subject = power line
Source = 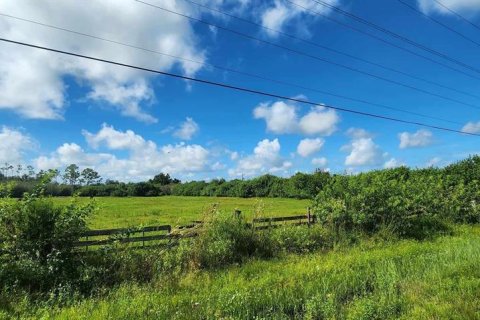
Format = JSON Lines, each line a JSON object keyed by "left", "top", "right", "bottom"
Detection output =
{"left": 0, "top": 37, "right": 477, "bottom": 137}
{"left": 431, "top": 0, "right": 480, "bottom": 31}
{"left": 177, "top": 0, "right": 480, "bottom": 101}
{"left": 310, "top": 0, "right": 480, "bottom": 75}
{"left": 0, "top": 12, "right": 461, "bottom": 125}
{"left": 285, "top": 0, "right": 480, "bottom": 81}
{"left": 396, "top": 0, "right": 480, "bottom": 48}
{"left": 134, "top": 0, "right": 480, "bottom": 110}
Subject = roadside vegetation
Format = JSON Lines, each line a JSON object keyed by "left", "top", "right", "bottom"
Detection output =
{"left": 1, "top": 156, "right": 479, "bottom": 319}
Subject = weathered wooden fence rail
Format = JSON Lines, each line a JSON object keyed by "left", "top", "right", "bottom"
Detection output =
{"left": 75, "top": 209, "right": 316, "bottom": 249}
{"left": 75, "top": 225, "right": 172, "bottom": 248}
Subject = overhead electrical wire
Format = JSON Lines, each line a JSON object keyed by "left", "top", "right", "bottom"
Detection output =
{"left": 431, "top": 0, "right": 480, "bottom": 31}
{"left": 0, "top": 37, "right": 477, "bottom": 137}
{"left": 310, "top": 0, "right": 480, "bottom": 75}
{"left": 285, "top": 0, "right": 480, "bottom": 81}
{"left": 176, "top": 0, "right": 480, "bottom": 100}
{"left": 0, "top": 11, "right": 462, "bottom": 125}
{"left": 396, "top": 0, "right": 480, "bottom": 48}
{"left": 133, "top": 0, "right": 480, "bottom": 110}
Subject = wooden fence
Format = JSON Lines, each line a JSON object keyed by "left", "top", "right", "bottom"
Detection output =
{"left": 75, "top": 209, "right": 316, "bottom": 249}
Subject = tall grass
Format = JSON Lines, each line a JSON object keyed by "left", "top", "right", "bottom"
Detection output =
{"left": 10, "top": 226, "right": 480, "bottom": 319}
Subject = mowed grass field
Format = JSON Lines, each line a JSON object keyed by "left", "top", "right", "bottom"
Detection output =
{"left": 51, "top": 196, "right": 310, "bottom": 229}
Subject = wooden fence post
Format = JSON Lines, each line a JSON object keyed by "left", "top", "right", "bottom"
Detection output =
{"left": 234, "top": 209, "right": 242, "bottom": 219}
{"left": 307, "top": 207, "right": 311, "bottom": 227}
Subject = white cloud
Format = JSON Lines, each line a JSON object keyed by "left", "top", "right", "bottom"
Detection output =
{"left": 0, "top": 127, "right": 34, "bottom": 164}
{"left": 426, "top": 157, "right": 441, "bottom": 167}
{"left": 342, "top": 129, "right": 382, "bottom": 167}
{"left": 228, "top": 138, "right": 292, "bottom": 177}
{"left": 0, "top": 0, "right": 207, "bottom": 122}
{"left": 297, "top": 138, "right": 324, "bottom": 157}
{"left": 398, "top": 129, "right": 433, "bottom": 149}
{"left": 384, "top": 157, "right": 404, "bottom": 169}
{"left": 230, "top": 151, "right": 239, "bottom": 160}
{"left": 299, "top": 106, "right": 339, "bottom": 136}
{"left": 82, "top": 123, "right": 146, "bottom": 150}
{"left": 36, "top": 124, "right": 211, "bottom": 181}
{"left": 312, "top": 157, "right": 328, "bottom": 167}
{"left": 173, "top": 117, "right": 199, "bottom": 140}
{"left": 418, "top": 0, "right": 480, "bottom": 15}
{"left": 346, "top": 127, "right": 373, "bottom": 139}
{"left": 254, "top": 99, "right": 339, "bottom": 136}
{"left": 260, "top": 0, "right": 339, "bottom": 37}
{"left": 253, "top": 101, "right": 298, "bottom": 134}
{"left": 462, "top": 121, "right": 480, "bottom": 134}
{"left": 344, "top": 138, "right": 382, "bottom": 166}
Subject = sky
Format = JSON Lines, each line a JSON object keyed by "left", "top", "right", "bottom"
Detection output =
{"left": 0, "top": 0, "right": 480, "bottom": 182}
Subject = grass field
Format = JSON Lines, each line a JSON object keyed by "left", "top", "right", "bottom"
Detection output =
{"left": 52, "top": 196, "right": 310, "bottom": 229}
{"left": 16, "top": 225, "right": 480, "bottom": 319}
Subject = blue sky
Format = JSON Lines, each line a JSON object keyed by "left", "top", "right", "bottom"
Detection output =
{"left": 0, "top": 0, "right": 479, "bottom": 181}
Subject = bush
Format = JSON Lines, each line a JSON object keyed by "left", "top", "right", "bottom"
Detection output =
{"left": 311, "top": 167, "right": 457, "bottom": 239}
{"left": 0, "top": 180, "right": 95, "bottom": 293}
{"left": 192, "top": 211, "right": 261, "bottom": 268}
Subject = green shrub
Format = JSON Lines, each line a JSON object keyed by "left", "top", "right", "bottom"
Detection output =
{"left": 0, "top": 179, "right": 95, "bottom": 293}
{"left": 312, "top": 167, "right": 452, "bottom": 239}
{"left": 192, "top": 211, "right": 260, "bottom": 268}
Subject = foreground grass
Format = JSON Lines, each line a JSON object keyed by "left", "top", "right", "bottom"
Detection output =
{"left": 52, "top": 196, "right": 310, "bottom": 229}
{"left": 15, "top": 226, "right": 480, "bottom": 320}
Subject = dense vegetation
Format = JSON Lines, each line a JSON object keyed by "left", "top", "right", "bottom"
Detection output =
{"left": 17, "top": 226, "right": 480, "bottom": 319}
{"left": 1, "top": 162, "right": 330, "bottom": 198}
{"left": 3, "top": 156, "right": 480, "bottom": 201}
{"left": 1, "top": 155, "right": 480, "bottom": 318}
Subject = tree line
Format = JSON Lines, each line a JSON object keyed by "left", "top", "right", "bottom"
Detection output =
{"left": 1, "top": 161, "right": 330, "bottom": 199}
{"left": 2, "top": 155, "right": 480, "bottom": 200}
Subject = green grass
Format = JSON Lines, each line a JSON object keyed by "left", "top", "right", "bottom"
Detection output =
{"left": 51, "top": 196, "right": 310, "bottom": 229}
{"left": 15, "top": 226, "right": 480, "bottom": 320}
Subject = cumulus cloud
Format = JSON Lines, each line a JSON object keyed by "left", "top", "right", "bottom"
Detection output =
{"left": 398, "top": 129, "right": 433, "bottom": 149}
{"left": 0, "top": 0, "right": 207, "bottom": 122}
{"left": 462, "top": 121, "right": 480, "bottom": 134}
{"left": 253, "top": 100, "right": 339, "bottom": 136}
{"left": 260, "top": 0, "right": 339, "bottom": 37}
{"left": 346, "top": 127, "right": 373, "bottom": 139}
{"left": 173, "top": 117, "right": 199, "bottom": 140}
{"left": 384, "top": 157, "right": 404, "bottom": 169}
{"left": 342, "top": 128, "right": 382, "bottom": 166}
{"left": 297, "top": 138, "right": 324, "bottom": 157}
{"left": 312, "top": 157, "right": 328, "bottom": 167}
{"left": 418, "top": 0, "right": 480, "bottom": 15}
{"left": 228, "top": 138, "right": 292, "bottom": 177}
{"left": 0, "top": 127, "right": 35, "bottom": 164}
{"left": 36, "top": 124, "right": 211, "bottom": 181}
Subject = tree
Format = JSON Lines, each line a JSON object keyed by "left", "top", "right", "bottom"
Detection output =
{"left": 151, "top": 173, "right": 180, "bottom": 185}
{"left": 16, "top": 164, "right": 23, "bottom": 178}
{"left": 63, "top": 164, "right": 80, "bottom": 186}
{"left": 26, "top": 165, "right": 35, "bottom": 179}
{"left": 80, "top": 168, "right": 102, "bottom": 185}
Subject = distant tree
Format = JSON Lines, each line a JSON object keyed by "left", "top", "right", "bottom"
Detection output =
{"left": 49, "top": 169, "right": 60, "bottom": 182}
{"left": 80, "top": 168, "right": 102, "bottom": 185}
{"left": 16, "top": 164, "right": 23, "bottom": 178}
{"left": 2, "top": 163, "right": 13, "bottom": 178}
{"left": 26, "top": 165, "right": 35, "bottom": 179}
{"left": 63, "top": 164, "right": 80, "bottom": 186}
{"left": 151, "top": 173, "right": 180, "bottom": 185}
